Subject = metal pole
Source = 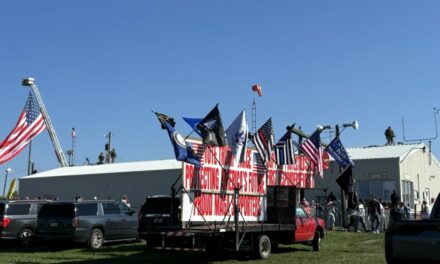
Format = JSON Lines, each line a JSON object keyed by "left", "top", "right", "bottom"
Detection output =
{"left": 3, "top": 170, "right": 9, "bottom": 197}
{"left": 27, "top": 140, "right": 32, "bottom": 175}
{"left": 336, "top": 125, "right": 347, "bottom": 227}
{"left": 234, "top": 187, "right": 240, "bottom": 251}
{"left": 23, "top": 78, "right": 68, "bottom": 167}
{"left": 106, "top": 132, "right": 112, "bottom": 163}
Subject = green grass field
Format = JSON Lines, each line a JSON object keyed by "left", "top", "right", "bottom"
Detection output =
{"left": 0, "top": 231, "right": 385, "bottom": 264}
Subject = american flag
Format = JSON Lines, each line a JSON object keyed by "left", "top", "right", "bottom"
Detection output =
{"left": 252, "top": 118, "right": 274, "bottom": 163}
{"left": 275, "top": 131, "right": 295, "bottom": 165}
{"left": 0, "top": 93, "right": 46, "bottom": 165}
{"left": 301, "top": 129, "right": 323, "bottom": 178}
{"left": 252, "top": 152, "right": 266, "bottom": 174}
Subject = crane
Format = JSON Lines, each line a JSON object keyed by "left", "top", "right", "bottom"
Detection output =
{"left": 22, "top": 77, "right": 68, "bottom": 167}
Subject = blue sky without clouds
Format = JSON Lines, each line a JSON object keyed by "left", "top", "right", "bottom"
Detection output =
{"left": 1, "top": 1, "right": 440, "bottom": 189}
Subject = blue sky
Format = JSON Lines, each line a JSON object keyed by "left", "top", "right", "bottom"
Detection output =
{"left": 1, "top": 1, "right": 440, "bottom": 189}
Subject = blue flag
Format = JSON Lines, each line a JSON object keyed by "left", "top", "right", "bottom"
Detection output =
{"left": 182, "top": 117, "right": 203, "bottom": 136}
{"left": 164, "top": 121, "right": 201, "bottom": 168}
{"left": 326, "top": 137, "right": 353, "bottom": 169}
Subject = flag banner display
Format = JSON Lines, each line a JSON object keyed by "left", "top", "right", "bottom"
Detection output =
{"left": 181, "top": 139, "right": 316, "bottom": 223}
{"left": 197, "top": 105, "right": 227, "bottom": 146}
{"left": 253, "top": 118, "right": 275, "bottom": 163}
{"left": 225, "top": 110, "right": 248, "bottom": 165}
{"left": 0, "top": 92, "right": 46, "bottom": 165}
{"left": 164, "top": 122, "right": 201, "bottom": 168}
{"left": 326, "top": 136, "right": 353, "bottom": 169}
{"left": 336, "top": 165, "right": 353, "bottom": 194}
{"left": 275, "top": 131, "right": 295, "bottom": 165}
{"left": 301, "top": 130, "right": 323, "bottom": 178}
{"left": 154, "top": 111, "right": 176, "bottom": 129}
{"left": 182, "top": 117, "right": 203, "bottom": 136}
{"left": 7, "top": 178, "right": 16, "bottom": 200}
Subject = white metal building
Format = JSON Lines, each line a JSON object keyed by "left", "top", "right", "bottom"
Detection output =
{"left": 19, "top": 159, "right": 182, "bottom": 210}
{"left": 312, "top": 143, "right": 440, "bottom": 206}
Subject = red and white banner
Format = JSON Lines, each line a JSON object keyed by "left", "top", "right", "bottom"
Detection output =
{"left": 182, "top": 139, "right": 316, "bottom": 222}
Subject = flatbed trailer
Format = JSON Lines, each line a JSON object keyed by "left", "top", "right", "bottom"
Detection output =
{"left": 139, "top": 140, "right": 326, "bottom": 259}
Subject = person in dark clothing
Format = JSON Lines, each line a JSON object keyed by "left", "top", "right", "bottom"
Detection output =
{"left": 328, "top": 192, "right": 337, "bottom": 203}
{"left": 391, "top": 190, "right": 398, "bottom": 207}
{"left": 97, "top": 152, "right": 105, "bottom": 164}
{"left": 368, "top": 196, "right": 381, "bottom": 233}
{"left": 385, "top": 126, "right": 395, "bottom": 145}
{"left": 389, "top": 202, "right": 406, "bottom": 222}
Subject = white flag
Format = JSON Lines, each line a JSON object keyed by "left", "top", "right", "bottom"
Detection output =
{"left": 226, "top": 110, "right": 248, "bottom": 165}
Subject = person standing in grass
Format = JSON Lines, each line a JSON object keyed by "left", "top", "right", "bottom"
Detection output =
{"left": 368, "top": 196, "right": 381, "bottom": 233}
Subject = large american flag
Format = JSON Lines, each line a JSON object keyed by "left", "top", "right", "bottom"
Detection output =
{"left": 301, "top": 129, "right": 323, "bottom": 178}
{"left": 253, "top": 118, "right": 274, "bottom": 164}
{"left": 0, "top": 93, "right": 46, "bottom": 165}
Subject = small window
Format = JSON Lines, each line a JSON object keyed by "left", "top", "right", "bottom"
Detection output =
{"left": 103, "top": 203, "right": 120, "bottom": 215}
{"left": 118, "top": 203, "right": 130, "bottom": 214}
{"left": 39, "top": 204, "right": 75, "bottom": 217}
{"left": 76, "top": 203, "right": 98, "bottom": 216}
{"left": 7, "top": 204, "right": 31, "bottom": 215}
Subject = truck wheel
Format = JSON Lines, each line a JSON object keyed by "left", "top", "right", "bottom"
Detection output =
{"left": 255, "top": 235, "right": 271, "bottom": 259}
{"left": 312, "top": 231, "right": 321, "bottom": 251}
{"left": 88, "top": 228, "right": 104, "bottom": 249}
{"left": 18, "top": 228, "right": 33, "bottom": 247}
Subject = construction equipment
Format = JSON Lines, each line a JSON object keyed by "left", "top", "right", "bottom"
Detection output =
{"left": 22, "top": 78, "right": 68, "bottom": 167}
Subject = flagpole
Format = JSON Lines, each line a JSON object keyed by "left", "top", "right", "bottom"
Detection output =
{"left": 27, "top": 140, "right": 32, "bottom": 175}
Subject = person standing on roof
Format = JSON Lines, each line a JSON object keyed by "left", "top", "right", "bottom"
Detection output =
{"left": 385, "top": 126, "right": 395, "bottom": 145}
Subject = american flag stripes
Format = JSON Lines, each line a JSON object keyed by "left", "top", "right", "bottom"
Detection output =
{"left": 0, "top": 93, "right": 46, "bottom": 165}
{"left": 275, "top": 131, "right": 295, "bottom": 165}
{"left": 252, "top": 118, "right": 274, "bottom": 164}
{"left": 301, "top": 129, "right": 323, "bottom": 178}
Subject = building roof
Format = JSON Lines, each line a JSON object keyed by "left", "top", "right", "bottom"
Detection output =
{"left": 347, "top": 143, "right": 426, "bottom": 162}
{"left": 20, "top": 159, "right": 182, "bottom": 179}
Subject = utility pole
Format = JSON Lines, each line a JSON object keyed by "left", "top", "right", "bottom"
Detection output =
{"left": 336, "top": 125, "right": 347, "bottom": 227}
{"left": 105, "top": 132, "right": 112, "bottom": 164}
{"left": 22, "top": 78, "right": 68, "bottom": 167}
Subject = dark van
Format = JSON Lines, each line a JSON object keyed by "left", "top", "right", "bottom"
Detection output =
{"left": 37, "top": 200, "right": 138, "bottom": 249}
{"left": 0, "top": 200, "right": 49, "bottom": 246}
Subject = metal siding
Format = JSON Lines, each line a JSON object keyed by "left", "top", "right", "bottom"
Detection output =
{"left": 19, "top": 169, "right": 180, "bottom": 211}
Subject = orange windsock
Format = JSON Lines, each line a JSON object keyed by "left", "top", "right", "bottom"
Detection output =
{"left": 251, "top": 84, "right": 262, "bottom": 97}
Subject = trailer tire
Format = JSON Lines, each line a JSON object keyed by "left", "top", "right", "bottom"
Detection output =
{"left": 255, "top": 235, "right": 271, "bottom": 259}
{"left": 312, "top": 231, "right": 321, "bottom": 251}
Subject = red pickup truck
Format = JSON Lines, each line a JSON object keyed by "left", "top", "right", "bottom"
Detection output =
{"left": 385, "top": 193, "right": 440, "bottom": 263}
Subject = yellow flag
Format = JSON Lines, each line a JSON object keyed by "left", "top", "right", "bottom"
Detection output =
{"left": 7, "top": 178, "right": 16, "bottom": 200}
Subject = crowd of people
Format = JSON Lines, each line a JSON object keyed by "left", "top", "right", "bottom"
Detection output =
{"left": 303, "top": 189, "right": 433, "bottom": 233}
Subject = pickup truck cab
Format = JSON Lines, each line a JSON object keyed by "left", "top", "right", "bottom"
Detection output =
{"left": 385, "top": 193, "right": 440, "bottom": 263}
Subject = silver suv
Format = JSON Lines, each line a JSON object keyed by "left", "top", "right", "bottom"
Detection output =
{"left": 37, "top": 200, "right": 138, "bottom": 249}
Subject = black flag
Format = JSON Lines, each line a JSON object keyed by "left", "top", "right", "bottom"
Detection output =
{"left": 154, "top": 111, "right": 176, "bottom": 130}
{"left": 197, "top": 105, "right": 227, "bottom": 146}
{"left": 336, "top": 165, "right": 353, "bottom": 194}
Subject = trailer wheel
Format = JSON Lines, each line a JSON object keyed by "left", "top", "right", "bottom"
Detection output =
{"left": 312, "top": 231, "right": 321, "bottom": 251}
{"left": 255, "top": 235, "right": 271, "bottom": 259}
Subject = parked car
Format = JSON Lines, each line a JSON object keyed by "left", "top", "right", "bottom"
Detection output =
{"left": 0, "top": 199, "right": 49, "bottom": 246}
{"left": 36, "top": 200, "right": 138, "bottom": 249}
